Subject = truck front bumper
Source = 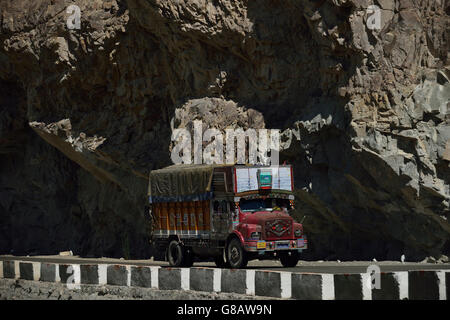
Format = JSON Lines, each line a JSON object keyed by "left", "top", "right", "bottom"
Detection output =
{"left": 244, "top": 238, "right": 307, "bottom": 252}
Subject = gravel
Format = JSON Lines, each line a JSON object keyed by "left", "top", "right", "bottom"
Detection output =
{"left": 0, "top": 279, "right": 277, "bottom": 300}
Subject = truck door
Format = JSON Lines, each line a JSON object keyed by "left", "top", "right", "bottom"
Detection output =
{"left": 212, "top": 200, "right": 232, "bottom": 239}
{"left": 220, "top": 200, "right": 232, "bottom": 233}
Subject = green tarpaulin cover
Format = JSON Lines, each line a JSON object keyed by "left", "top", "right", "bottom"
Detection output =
{"left": 148, "top": 164, "right": 223, "bottom": 203}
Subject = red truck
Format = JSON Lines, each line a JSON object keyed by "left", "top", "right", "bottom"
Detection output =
{"left": 148, "top": 164, "right": 307, "bottom": 268}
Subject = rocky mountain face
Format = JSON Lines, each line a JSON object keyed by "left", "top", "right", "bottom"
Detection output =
{"left": 0, "top": 0, "right": 448, "bottom": 261}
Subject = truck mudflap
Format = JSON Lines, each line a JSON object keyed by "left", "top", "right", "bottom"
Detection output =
{"left": 244, "top": 237, "right": 307, "bottom": 252}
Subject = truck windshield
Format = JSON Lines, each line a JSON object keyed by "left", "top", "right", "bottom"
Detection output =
{"left": 239, "top": 198, "right": 291, "bottom": 212}
{"left": 239, "top": 199, "right": 273, "bottom": 212}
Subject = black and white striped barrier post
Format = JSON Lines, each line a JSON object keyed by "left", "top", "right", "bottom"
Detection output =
{"left": 0, "top": 260, "right": 448, "bottom": 300}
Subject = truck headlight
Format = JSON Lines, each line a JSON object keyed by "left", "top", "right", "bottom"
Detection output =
{"left": 251, "top": 232, "right": 261, "bottom": 240}
{"left": 294, "top": 229, "right": 302, "bottom": 237}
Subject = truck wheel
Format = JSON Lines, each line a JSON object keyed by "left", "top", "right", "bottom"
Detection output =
{"left": 279, "top": 251, "right": 299, "bottom": 267}
{"left": 227, "top": 238, "right": 248, "bottom": 269}
{"left": 167, "top": 240, "right": 184, "bottom": 267}
{"left": 181, "top": 248, "right": 194, "bottom": 268}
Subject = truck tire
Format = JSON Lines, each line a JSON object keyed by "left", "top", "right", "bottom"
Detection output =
{"left": 279, "top": 251, "right": 299, "bottom": 267}
{"left": 227, "top": 238, "right": 248, "bottom": 269}
{"left": 167, "top": 240, "right": 184, "bottom": 267}
{"left": 181, "top": 248, "right": 194, "bottom": 267}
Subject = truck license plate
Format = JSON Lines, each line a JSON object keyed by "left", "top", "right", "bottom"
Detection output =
{"left": 276, "top": 242, "right": 289, "bottom": 248}
{"left": 257, "top": 241, "right": 266, "bottom": 249}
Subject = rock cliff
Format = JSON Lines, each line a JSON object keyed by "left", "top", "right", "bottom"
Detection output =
{"left": 0, "top": 0, "right": 448, "bottom": 260}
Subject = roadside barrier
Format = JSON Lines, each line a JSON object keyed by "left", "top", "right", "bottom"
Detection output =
{"left": 0, "top": 260, "right": 448, "bottom": 300}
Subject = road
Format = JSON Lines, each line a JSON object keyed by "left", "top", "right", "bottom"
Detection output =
{"left": 1, "top": 255, "right": 449, "bottom": 274}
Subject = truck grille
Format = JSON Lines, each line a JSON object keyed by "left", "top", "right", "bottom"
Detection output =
{"left": 265, "top": 219, "right": 291, "bottom": 238}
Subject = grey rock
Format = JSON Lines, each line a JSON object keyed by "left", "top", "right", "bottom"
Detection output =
{"left": 0, "top": 0, "right": 448, "bottom": 261}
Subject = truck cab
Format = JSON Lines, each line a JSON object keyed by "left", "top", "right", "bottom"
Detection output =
{"left": 148, "top": 164, "right": 307, "bottom": 268}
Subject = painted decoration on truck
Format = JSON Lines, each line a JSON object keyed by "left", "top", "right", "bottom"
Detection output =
{"left": 257, "top": 169, "right": 272, "bottom": 189}
{"left": 153, "top": 200, "right": 210, "bottom": 237}
{"left": 277, "top": 167, "right": 292, "bottom": 191}
{"left": 235, "top": 166, "right": 292, "bottom": 193}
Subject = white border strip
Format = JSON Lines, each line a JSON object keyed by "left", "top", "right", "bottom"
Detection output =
{"left": 14, "top": 261, "right": 20, "bottom": 279}
{"left": 126, "top": 265, "right": 131, "bottom": 287}
{"left": 150, "top": 266, "right": 159, "bottom": 289}
{"left": 73, "top": 264, "right": 81, "bottom": 285}
{"left": 181, "top": 268, "right": 190, "bottom": 290}
{"left": 32, "top": 262, "right": 41, "bottom": 281}
{"left": 98, "top": 264, "right": 107, "bottom": 285}
{"left": 0, "top": 261, "right": 3, "bottom": 279}
{"left": 55, "top": 264, "right": 61, "bottom": 282}
{"left": 321, "top": 274, "right": 335, "bottom": 300}
{"left": 437, "top": 271, "right": 446, "bottom": 300}
{"left": 394, "top": 272, "right": 408, "bottom": 300}
{"left": 213, "top": 268, "right": 221, "bottom": 293}
{"left": 246, "top": 270, "right": 255, "bottom": 295}
{"left": 280, "top": 272, "right": 292, "bottom": 299}
{"left": 361, "top": 273, "right": 372, "bottom": 300}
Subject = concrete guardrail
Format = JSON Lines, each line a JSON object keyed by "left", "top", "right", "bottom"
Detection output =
{"left": 0, "top": 260, "right": 448, "bottom": 300}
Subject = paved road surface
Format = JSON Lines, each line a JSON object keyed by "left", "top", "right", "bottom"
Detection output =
{"left": 1, "top": 255, "right": 449, "bottom": 274}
